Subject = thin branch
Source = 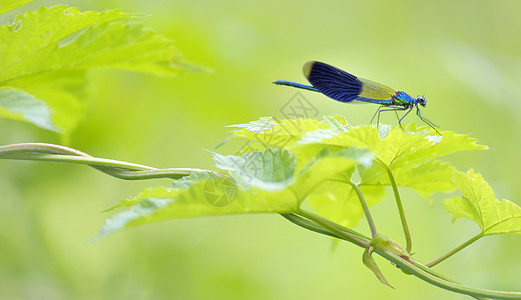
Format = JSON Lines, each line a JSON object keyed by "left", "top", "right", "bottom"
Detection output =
{"left": 0, "top": 143, "right": 225, "bottom": 180}
{"left": 328, "top": 178, "right": 377, "bottom": 238}
{"left": 426, "top": 233, "right": 483, "bottom": 267}
{"left": 280, "top": 213, "right": 347, "bottom": 240}
{"left": 350, "top": 182, "right": 378, "bottom": 238}
{"left": 3, "top": 143, "right": 520, "bottom": 299}
{"left": 297, "top": 209, "right": 371, "bottom": 248}
{"left": 286, "top": 211, "right": 519, "bottom": 299}
{"left": 384, "top": 164, "right": 412, "bottom": 253}
{"left": 375, "top": 249, "right": 521, "bottom": 299}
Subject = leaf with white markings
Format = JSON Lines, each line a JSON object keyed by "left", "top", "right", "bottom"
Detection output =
{"left": 99, "top": 147, "right": 372, "bottom": 236}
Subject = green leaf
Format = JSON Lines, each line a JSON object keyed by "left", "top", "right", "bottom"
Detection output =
{"left": 0, "top": 7, "right": 189, "bottom": 82}
{"left": 0, "top": 6, "right": 195, "bottom": 133}
{"left": 299, "top": 124, "right": 486, "bottom": 167}
{"left": 227, "top": 117, "right": 279, "bottom": 133}
{"left": 293, "top": 147, "right": 373, "bottom": 196}
{"left": 290, "top": 147, "right": 380, "bottom": 228}
{"left": 226, "top": 116, "right": 358, "bottom": 174}
{"left": 363, "top": 246, "right": 393, "bottom": 288}
{"left": 444, "top": 169, "right": 521, "bottom": 235}
{"left": 229, "top": 117, "right": 330, "bottom": 149}
{"left": 103, "top": 172, "right": 216, "bottom": 212}
{"left": 0, "top": 6, "right": 133, "bottom": 81}
{"left": 99, "top": 171, "right": 299, "bottom": 237}
{"left": 100, "top": 147, "right": 373, "bottom": 236}
{"left": 0, "top": 0, "right": 33, "bottom": 15}
{"left": 212, "top": 148, "right": 296, "bottom": 190}
{"left": 100, "top": 119, "right": 491, "bottom": 237}
{"left": 307, "top": 184, "right": 385, "bottom": 228}
{"left": 3, "top": 70, "right": 86, "bottom": 132}
{"left": 360, "top": 160, "right": 457, "bottom": 197}
{"left": 0, "top": 86, "right": 58, "bottom": 131}
{"left": 321, "top": 115, "right": 351, "bottom": 133}
{"left": 223, "top": 118, "right": 486, "bottom": 204}
{"left": 228, "top": 117, "right": 485, "bottom": 169}
{"left": 99, "top": 196, "right": 175, "bottom": 237}
{"left": 298, "top": 123, "right": 486, "bottom": 197}
{"left": 46, "top": 22, "right": 191, "bottom": 76}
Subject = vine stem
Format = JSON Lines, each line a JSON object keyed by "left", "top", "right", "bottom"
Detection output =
{"left": 330, "top": 179, "right": 378, "bottom": 238}
{"left": 0, "top": 143, "right": 225, "bottom": 180}
{"left": 297, "top": 210, "right": 371, "bottom": 248}
{"left": 350, "top": 182, "right": 378, "bottom": 238}
{"left": 280, "top": 213, "right": 370, "bottom": 243}
{"left": 426, "top": 233, "right": 483, "bottom": 267}
{"left": 2, "top": 143, "right": 521, "bottom": 299}
{"left": 384, "top": 164, "right": 412, "bottom": 253}
{"left": 375, "top": 249, "right": 521, "bottom": 299}
{"left": 285, "top": 212, "right": 520, "bottom": 299}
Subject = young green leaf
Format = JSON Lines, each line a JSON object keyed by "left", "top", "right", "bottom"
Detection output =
{"left": 99, "top": 171, "right": 299, "bottom": 237}
{"left": 0, "top": 6, "right": 133, "bottom": 79}
{"left": 3, "top": 70, "right": 87, "bottom": 132}
{"left": 212, "top": 148, "right": 296, "bottom": 190}
{"left": 287, "top": 146, "right": 379, "bottom": 228}
{"left": 224, "top": 117, "right": 486, "bottom": 198}
{"left": 0, "top": 0, "right": 33, "bottom": 15}
{"left": 360, "top": 160, "right": 457, "bottom": 197}
{"left": 306, "top": 183, "right": 385, "bottom": 228}
{"left": 299, "top": 124, "right": 486, "bottom": 167}
{"left": 0, "top": 87, "right": 58, "bottom": 131}
{"left": 292, "top": 147, "right": 373, "bottom": 196}
{"left": 227, "top": 117, "right": 279, "bottom": 134}
{"left": 226, "top": 117, "right": 360, "bottom": 175}
{"left": 229, "top": 117, "right": 330, "bottom": 149}
{"left": 0, "top": 6, "right": 194, "bottom": 133}
{"left": 46, "top": 22, "right": 191, "bottom": 75}
{"left": 445, "top": 169, "right": 521, "bottom": 235}
{"left": 100, "top": 147, "right": 374, "bottom": 236}
{"left": 321, "top": 115, "right": 351, "bottom": 133}
{"left": 228, "top": 117, "right": 485, "bottom": 167}
{"left": 363, "top": 246, "right": 393, "bottom": 288}
{"left": 298, "top": 122, "right": 486, "bottom": 197}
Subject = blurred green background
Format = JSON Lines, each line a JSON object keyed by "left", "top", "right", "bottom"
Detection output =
{"left": 1, "top": 0, "right": 521, "bottom": 299}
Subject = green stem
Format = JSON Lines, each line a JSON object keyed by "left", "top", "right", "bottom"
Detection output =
{"left": 300, "top": 209, "right": 370, "bottom": 242}
{"left": 426, "top": 233, "right": 483, "bottom": 267}
{"left": 280, "top": 213, "right": 349, "bottom": 240}
{"left": 375, "top": 249, "right": 521, "bottom": 299}
{"left": 330, "top": 178, "right": 378, "bottom": 238}
{"left": 385, "top": 164, "right": 412, "bottom": 253}
{"left": 412, "top": 263, "right": 487, "bottom": 300}
{"left": 3, "top": 144, "right": 520, "bottom": 299}
{"left": 350, "top": 182, "right": 377, "bottom": 238}
{"left": 297, "top": 209, "right": 371, "bottom": 248}
{"left": 0, "top": 143, "right": 225, "bottom": 180}
{"left": 286, "top": 213, "right": 518, "bottom": 299}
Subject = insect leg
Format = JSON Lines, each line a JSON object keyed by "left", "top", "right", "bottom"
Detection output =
{"left": 415, "top": 105, "right": 438, "bottom": 128}
{"left": 376, "top": 106, "right": 409, "bottom": 130}
{"left": 398, "top": 106, "right": 414, "bottom": 131}
{"left": 370, "top": 105, "right": 387, "bottom": 124}
{"left": 398, "top": 105, "right": 414, "bottom": 125}
{"left": 415, "top": 105, "right": 441, "bottom": 135}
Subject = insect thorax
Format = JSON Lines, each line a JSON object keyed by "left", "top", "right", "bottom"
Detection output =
{"left": 392, "top": 91, "right": 415, "bottom": 106}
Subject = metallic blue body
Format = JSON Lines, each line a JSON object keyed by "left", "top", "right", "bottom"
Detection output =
{"left": 273, "top": 61, "right": 440, "bottom": 134}
{"left": 274, "top": 79, "right": 416, "bottom": 106}
{"left": 393, "top": 91, "right": 416, "bottom": 105}
{"left": 273, "top": 80, "right": 318, "bottom": 92}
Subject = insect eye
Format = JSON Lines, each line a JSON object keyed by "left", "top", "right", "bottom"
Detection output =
{"left": 417, "top": 96, "right": 427, "bottom": 106}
